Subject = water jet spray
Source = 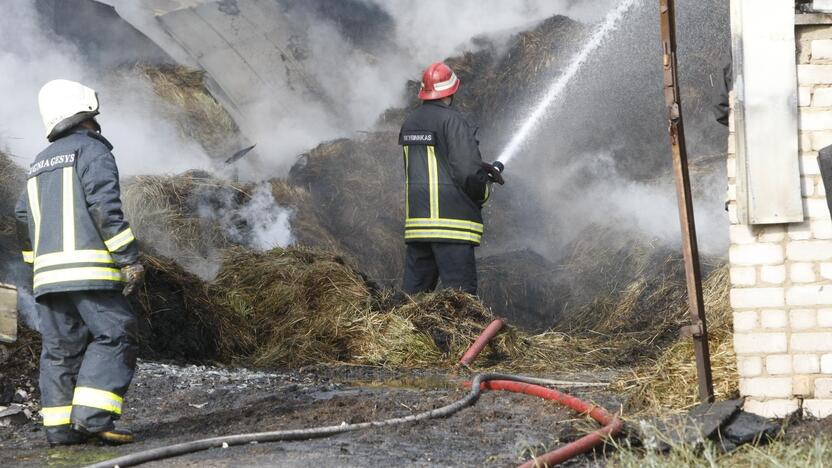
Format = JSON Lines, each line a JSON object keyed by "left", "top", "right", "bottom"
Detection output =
{"left": 493, "top": 0, "right": 642, "bottom": 168}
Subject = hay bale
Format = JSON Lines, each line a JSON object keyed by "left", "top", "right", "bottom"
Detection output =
{"left": 121, "top": 171, "right": 252, "bottom": 278}
{"left": 289, "top": 132, "right": 405, "bottom": 284}
{"left": 131, "top": 254, "right": 220, "bottom": 361}
{"left": 207, "top": 247, "right": 374, "bottom": 366}
{"left": 613, "top": 264, "right": 737, "bottom": 413}
{"left": 478, "top": 249, "right": 567, "bottom": 332}
{"left": 133, "top": 245, "right": 545, "bottom": 370}
{"left": 136, "top": 64, "right": 242, "bottom": 158}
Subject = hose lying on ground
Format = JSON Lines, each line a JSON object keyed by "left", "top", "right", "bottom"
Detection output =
{"left": 85, "top": 373, "right": 557, "bottom": 468}
{"left": 86, "top": 321, "right": 621, "bottom": 468}
{"left": 472, "top": 378, "right": 622, "bottom": 468}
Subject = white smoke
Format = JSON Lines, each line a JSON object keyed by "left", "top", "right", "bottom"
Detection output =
{"left": 196, "top": 183, "right": 294, "bottom": 253}
{"left": 374, "top": 0, "right": 620, "bottom": 67}
{"left": 235, "top": 0, "right": 622, "bottom": 175}
{"left": 236, "top": 184, "right": 295, "bottom": 251}
{"left": 0, "top": 3, "right": 211, "bottom": 176}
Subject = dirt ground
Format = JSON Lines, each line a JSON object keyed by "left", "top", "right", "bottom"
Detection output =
{"left": 0, "top": 361, "right": 621, "bottom": 467}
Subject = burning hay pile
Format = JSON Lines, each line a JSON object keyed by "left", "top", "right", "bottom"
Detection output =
{"left": 134, "top": 246, "right": 532, "bottom": 369}
{"left": 613, "top": 265, "right": 737, "bottom": 412}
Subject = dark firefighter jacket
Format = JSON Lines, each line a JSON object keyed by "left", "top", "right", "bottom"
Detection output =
{"left": 399, "top": 100, "right": 490, "bottom": 245}
{"left": 15, "top": 129, "right": 139, "bottom": 298}
{"left": 714, "top": 62, "right": 733, "bottom": 127}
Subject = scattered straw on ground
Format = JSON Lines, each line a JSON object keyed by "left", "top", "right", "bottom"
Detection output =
{"left": 612, "top": 265, "right": 737, "bottom": 413}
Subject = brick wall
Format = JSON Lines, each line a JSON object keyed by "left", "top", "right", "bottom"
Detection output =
{"left": 728, "top": 25, "right": 832, "bottom": 418}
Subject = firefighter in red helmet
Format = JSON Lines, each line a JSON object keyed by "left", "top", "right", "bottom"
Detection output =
{"left": 398, "top": 62, "right": 504, "bottom": 295}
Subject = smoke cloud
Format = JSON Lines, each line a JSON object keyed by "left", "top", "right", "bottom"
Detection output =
{"left": 0, "top": 3, "right": 211, "bottom": 176}
{"left": 234, "top": 0, "right": 622, "bottom": 175}
{"left": 198, "top": 183, "right": 295, "bottom": 252}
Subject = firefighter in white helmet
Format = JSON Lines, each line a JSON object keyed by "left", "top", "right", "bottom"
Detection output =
{"left": 14, "top": 79, "right": 144, "bottom": 446}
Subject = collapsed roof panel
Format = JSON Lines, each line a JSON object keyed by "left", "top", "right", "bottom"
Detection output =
{"left": 94, "top": 0, "right": 335, "bottom": 137}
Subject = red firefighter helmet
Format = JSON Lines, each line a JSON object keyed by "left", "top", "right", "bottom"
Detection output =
{"left": 418, "top": 62, "right": 460, "bottom": 100}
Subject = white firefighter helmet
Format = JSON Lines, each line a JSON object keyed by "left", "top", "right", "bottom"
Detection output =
{"left": 38, "top": 79, "right": 99, "bottom": 142}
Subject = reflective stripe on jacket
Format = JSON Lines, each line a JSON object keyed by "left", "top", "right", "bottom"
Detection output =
{"left": 399, "top": 101, "right": 489, "bottom": 245}
{"left": 14, "top": 129, "right": 139, "bottom": 298}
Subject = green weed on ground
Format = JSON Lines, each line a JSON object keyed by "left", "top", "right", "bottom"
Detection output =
{"left": 608, "top": 435, "right": 832, "bottom": 468}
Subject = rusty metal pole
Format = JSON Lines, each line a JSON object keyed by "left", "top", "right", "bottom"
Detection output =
{"left": 659, "top": 0, "right": 714, "bottom": 403}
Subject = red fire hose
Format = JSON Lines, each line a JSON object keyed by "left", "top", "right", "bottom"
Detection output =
{"left": 85, "top": 320, "right": 620, "bottom": 468}
{"left": 459, "top": 319, "right": 504, "bottom": 365}
{"left": 479, "top": 380, "right": 622, "bottom": 467}
{"left": 461, "top": 320, "right": 623, "bottom": 467}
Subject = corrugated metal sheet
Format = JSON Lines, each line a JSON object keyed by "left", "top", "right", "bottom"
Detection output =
{"left": 93, "top": 0, "right": 336, "bottom": 136}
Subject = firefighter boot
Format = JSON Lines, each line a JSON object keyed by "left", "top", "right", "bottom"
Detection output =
{"left": 73, "top": 424, "right": 135, "bottom": 445}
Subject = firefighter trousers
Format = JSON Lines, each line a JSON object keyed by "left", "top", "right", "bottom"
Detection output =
{"left": 37, "top": 290, "right": 137, "bottom": 443}
{"left": 403, "top": 242, "right": 478, "bottom": 295}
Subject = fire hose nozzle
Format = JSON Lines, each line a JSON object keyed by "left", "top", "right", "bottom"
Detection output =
{"left": 493, "top": 161, "right": 505, "bottom": 173}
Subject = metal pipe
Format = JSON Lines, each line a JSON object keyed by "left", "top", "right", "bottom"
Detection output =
{"left": 658, "top": 0, "right": 714, "bottom": 403}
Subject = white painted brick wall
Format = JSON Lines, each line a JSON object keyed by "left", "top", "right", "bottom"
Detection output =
{"left": 813, "top": 87, "right": 832, "bottom": 107}
{"left": 819, "top": 309, "right": 832, "bottom": 327}
{"left": 730, "top": 267, "right": 756, "bottom": 286}
{"left": 816, "top": 378, "right": 832, "bottom": 398}
{"left": 814, "top": 219, "right": 832, "bottom": 238}
{"left": 802, "top": 132, "right": 813, "bottom": 152}
{"left": 731, "top": 31, "right": 832, "bottom": 408}
{"left": 729, "top": 225, "right": 755, "bottom": 244}
{"left": 801, "top": 109, "right": 832, "bottom": 130}
{"left": 738, "top": 356, "right": 762, "bottom": 377}
{"left": 791, "top": 309, "right": 818, "bottom": 330}
{"left": 740, "top": 377, "right": 793, "bottom": 398}
{"left": 801, "top": 86, "right": 813, "bottom": 106}
{"left": 758, "top": 227, "right": 786, "bottom": 243}
{"left": 787, "top": 241, "right": 832, "bottom": 261}
{"left": 822, "top": 354, "right": 832, "bottom": 373}
{"left": 803, "top": 176, "right": 816, "bottom": 197}
{"left": 744, "top": 399, "right": 800, "bottom": 418}
{"left": 789, "top": 223, "right": 813, "bottom": 240}
{"left": 804, "top": 399, "right": 832, "bottom": 418}
{"left": 812, "top": 39, "right": 832, "bottom": 61}
{"left": 732, "top": 288, "right": 785, "bottom": 308}
{"left": 800, "top": 154, "right": 821, "bottom": 176}
{"left": 794, "top": 375, "right": 814, "bottom": 396}
{"left": 733, "top": 311, "right": 758, "bottom": 332}
{"left": 760, "top": 266, "right": 786, "bottom": 285}
{"left": 805, "top": 198, "right": 830, "bottom": 219}
{"left": 734, "top": 332, "right": 788, "bottom": 354}
{"left": 799, "top": 65, "right": 832, "bottom": 85}
{"left": 731, "top": 244, "right": 784, "bottom": 265}
{"left": 765, "top": 355, "right": 792, "bottom": 375}
{"left": 791, "top": 263, "right": 817, "bottom": 283}
{"left": 791, "top": 332, "right": 832, "bottom": 352}
{"left": 761, "top": 309, "right": 788, "bottom": 329}
{"left": 787, "top": 285, "right": 832, "bottom": 306}
{"left": 813, "top": 130, "right": 832, "bottom": 151}
{"left": 794, "top": 354, "right": 821, "bottom": 374}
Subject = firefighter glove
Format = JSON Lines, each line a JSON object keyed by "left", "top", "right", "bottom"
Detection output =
{"left": 121, "top": 263, "right": 145, "bottom": 296}
{"left": 481, "top": 162, "right": 505, "bottom": 185}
